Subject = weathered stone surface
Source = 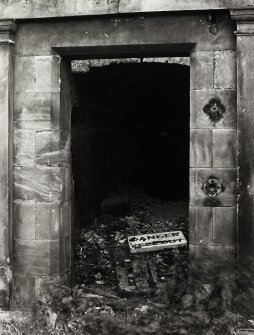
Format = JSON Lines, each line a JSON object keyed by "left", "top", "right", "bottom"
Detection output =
{"left": 35, "top": 203, "right": 60, "bottom": 240}
{"left": 213, "top": 207, "right": 236, "bottom": 247}
{"left": 120, "top": 0, "right": 254, "bottom": 13}
{"left": 190, "top": 129, "right": 212, "bottom": 168}
{"left": 0, "top": 46, "right": 12, "bottom": 265}
{"left": 14, "top": 92, "right": 60, "bottom": 129}
{"left": 189, "top": 244, "right": 236, "bottom": 274}
{"left": 15, "top": 13, "right": 235, "bottom": 57}
{"left": 14, "top": 166, "right": 63, "bottom": 202}
{"left": 190, "top": 51, "right": 214, "bottom": 90}
{"left": 14, "top": 130, "right": 35, "bottom": 167}
{"left": 14, "top": 56, "right": 35, "bottom": 93}
{"left": 213, "top": 129, "right": 237, "bottom": 168}
{"left": 60, "top": 59, "right": 72, "bottom": 131}
{"left": 190, "top": 168, "right": 237, "bottom": 207}
{"left": 235, "top": 31, "right": 254, "bottom": 264}
{"left": 14, "top": 202, "right": 35, "bottom": 240}
{"left": 214, "top": 51, "right": 236, "bottom": 89}
{"left": 14, "top": 275, "right": 36, "bottom": 308}
{"left": 35, "top": 56, "right": 60, "bottom": 93}
{"left": 60, "top": 201, "right": 72, "bottom": 279}
{"left": 14, "top": 240, "right": 60, "bottom": 276}
{"left": 0, "top": 0, "right": 252, "bottom": 20}
{"left": 35, "top": 130, "right": 70, "bottom": 166}
{"left": 190, "top": 89, "right": 237, "bottom": 129}
{"left": 34, "top": 276, "right": 64, "bottom": 302}
{"left": 0, "top": 41, "right": 14, "bottom": 309}
{"left": 14, "top": 119, "right": 58, "bottom": 132}
{"left": 60, "top": 201, "right": 71, "bottom": 237}
{"left": 189, "top": 207, "right": 213, "bottom": 245}
{"left": 61, "top": 168, "right": 72, "bottom": 202}
{"left": 0, "top": 48, "right": 9, "bottom": 77}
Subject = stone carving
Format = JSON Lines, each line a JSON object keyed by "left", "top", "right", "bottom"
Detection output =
{"left": 203, "top": 98, "right": 226, "bottom": 123}
{"left": 202, "top": 176, "right": 225, "bottom": 198}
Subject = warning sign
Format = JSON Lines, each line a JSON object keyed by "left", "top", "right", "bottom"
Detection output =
{"left": 128, "top": 231, "right": 187, "bottom": 253}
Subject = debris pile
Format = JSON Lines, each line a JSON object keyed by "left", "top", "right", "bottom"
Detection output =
{"left": 74, "top": 186, "right": 189, "bottom": 297}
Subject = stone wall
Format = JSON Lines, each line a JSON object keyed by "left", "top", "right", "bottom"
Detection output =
{"left": 0, "top": 21, "right": 16, "bottom": 308}
{"left": 0, "top": 0, "right": 253, "bottom": 20}
{"left": 189, "top": 49, "right": 237, "bottom": 269}
{"left": 13, "top": 55, "right": 73, "bottom": 307}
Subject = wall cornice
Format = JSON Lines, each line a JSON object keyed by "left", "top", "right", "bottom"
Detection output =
{"left": 230, "top": 9, "right": 254, "bottom": 36}
{"left": 0, "top": 0, "right": 254, "bottom": 21}
{"left": 0, "top": 19, "right": 17, "bottom": 45}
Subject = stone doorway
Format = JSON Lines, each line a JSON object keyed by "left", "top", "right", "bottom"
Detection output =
{"left": 0, "top": 11, "right": 239, "bottom": 308}
{"left": 71, "top": 57, "right": 190, "bottom": 292}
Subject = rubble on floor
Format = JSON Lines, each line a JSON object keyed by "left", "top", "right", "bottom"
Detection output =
{"left": 74, "top": 186, "right": 189, "bottom": 298}
{"left": 24, "top": 187, "right": 248, "bottom": 334}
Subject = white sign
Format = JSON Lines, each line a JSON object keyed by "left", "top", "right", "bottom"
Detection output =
{"left": 128, "top": 231, "right": 187, "bottom": 253}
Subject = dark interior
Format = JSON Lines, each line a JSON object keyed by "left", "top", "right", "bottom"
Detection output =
{"left": 71, "top": 61, "right": 190, "bottom": 233}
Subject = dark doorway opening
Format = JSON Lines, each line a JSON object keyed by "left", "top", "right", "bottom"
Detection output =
{"left": 71, "top": 58, "right": 190, "bottom": 294}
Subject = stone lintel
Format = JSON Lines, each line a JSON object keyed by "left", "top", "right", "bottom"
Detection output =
{"left": 231, "top": 9, "right": 254, "bottom": 35}
{"left": 0, "top": 19, "right": 17, "bottom": 44}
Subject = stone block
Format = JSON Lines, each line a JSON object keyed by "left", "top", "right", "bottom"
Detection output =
{"left": 35, "top": 203, "right": 60, "bottom": 240}
{"left": 60, "top": 201, "right": 72, "bottom": 237}
{"left": 14, "top": 166, "right": 62, "bottom": 202}
{"left": 14, "top": 240, "right": 60, "bottom": 276}
{"left": 35, "top": 130, "right": 70, "bottom": 166}
{"left": 14, "top": 202, "right": 35, "bottom": 240}
{"left": 213, "top": 207, "right": 237, "bottom": 247}
{"left": 0, "top": 44, "right": 12, "bottom": 309}
{"left": 190, "top": 129, "right": 213, "bottom": 167}
{"left": 60, "top": 60, "right": 72, "bottom": 131}
{"left": 14, "top": 92, "right": 60, "bottom": 130}
{"left": 68, "top": 0, "right": 119, "bottom": 15}
{"left": 189, "top": 244, "right": 236, "bottom": 276}
{"left": 214, "top": 51, "right": 236, "bottom": 89}
{"left": 190, "top": 89, "right": 237, "bottom": 129}
{"left": 14, "top": 275, "right": 36, "bottom": 308}
{"left": 61, "top": 168, "right": 72, "bottom": 202}
{"left": 35, "top": 56, "right": 60, "bottom": 93}
{"left": 189, "top": 207, "right": 213, "bottom": 245}
{"left": 237, "top": 37, "right": 254, "bottom": 267}
{"left": 35, "top": 276, "right": 64, "bottom": 302}
{"left": 60, "top": 201, "right": 72, "bottom": 277}
{"left": 190, "top": 51, "right": 214, "bottom": 90}
{"left": 0, "top": 46, "right": 9, "bottom": 78}
{"left": 14, "top": 119, "right": 58, "bottom": 132}
{"left": 64, "top": 235, "right": 71, "bottom": 282}
{"left": 14, "top": 56, "right": 35, "bottom": 93}
{"left": 190, "top": 168, "right": 237, "bottom": 207}
{"left": 213, "top": 129, "right": 237, "bottom": 168}
{"left": 14, "top": 130, "right": 35, "bottom": 167}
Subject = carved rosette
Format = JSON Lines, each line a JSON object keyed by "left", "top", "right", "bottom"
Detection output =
{"left": 203, "top": 98, "right": 226, "bottom": 123}
{"left": 202, "top": 176, "right": 225, "bottom": 198}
